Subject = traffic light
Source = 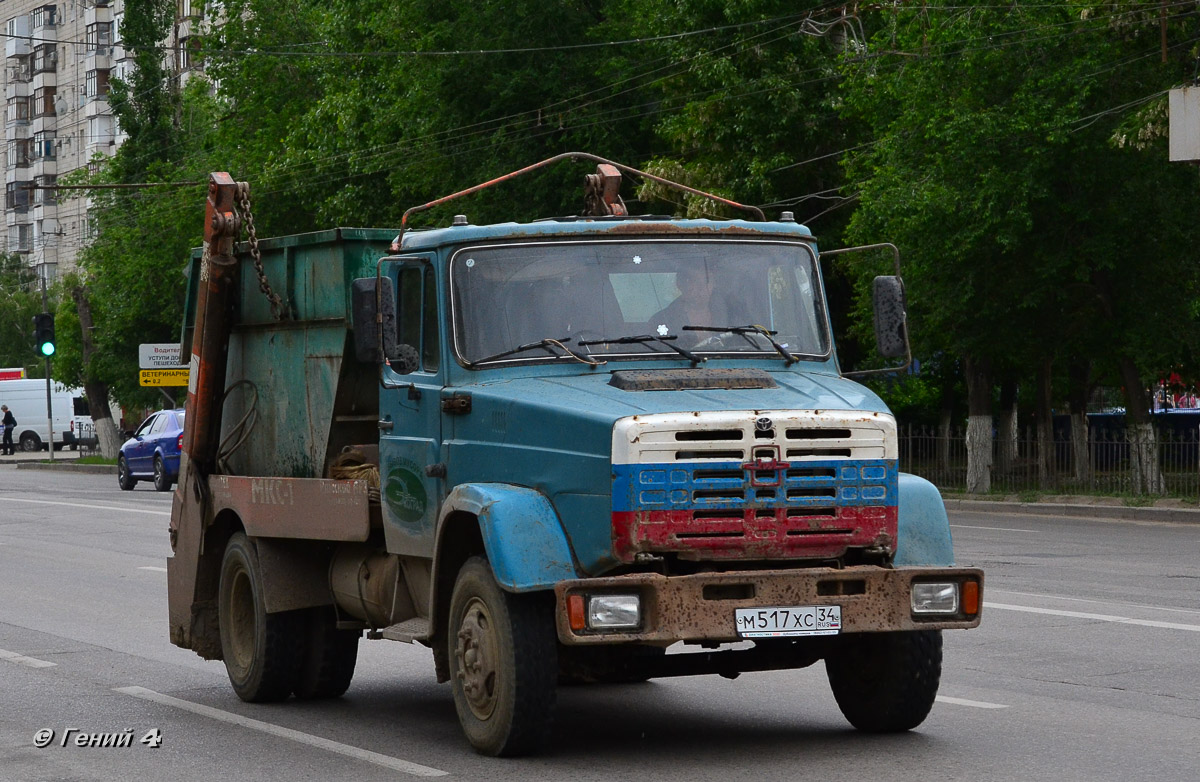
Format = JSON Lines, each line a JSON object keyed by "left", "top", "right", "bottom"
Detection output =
{"left": 32, "top": 313, "right": 55, "bottom": 357}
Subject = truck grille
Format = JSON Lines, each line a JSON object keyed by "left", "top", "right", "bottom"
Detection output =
{"left": 611, "top": 411, "right": 897, "bottom": 562}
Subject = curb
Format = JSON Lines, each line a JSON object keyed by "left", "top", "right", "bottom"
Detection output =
{"left": 943, "top": 498, "right": 1200, "bottom": 524}
{"left": 14, "top": 462, "right": 116, "bottom": 475}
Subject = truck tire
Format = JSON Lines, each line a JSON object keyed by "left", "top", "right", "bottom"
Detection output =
{"left": 448, "top": 556, "right": 557, "bottom": 757}
{"left": 293, "top": 606, "right": 360, "bottom": 700}
{"left": 218, "top": 533, "right": 303, "bottom": 702}
{"left": 117, "top": 456, "right": 137, "bottom": 490}
{"left": 153, "top": 456, "right": 172, "bottom": 492}
{"left": 825, "top": 630, "right": 942, "bottom": 733}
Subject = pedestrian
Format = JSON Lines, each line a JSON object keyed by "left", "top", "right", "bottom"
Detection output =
{"left": 1, "top": 405, "right": 15, "bottom": 455}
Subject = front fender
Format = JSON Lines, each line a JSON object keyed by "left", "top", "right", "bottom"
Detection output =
{"left": 438, "top": 483, "right": 577, "bottom": 591}
{"left": 894, "top": 472, "right": 955, "bottom": 566}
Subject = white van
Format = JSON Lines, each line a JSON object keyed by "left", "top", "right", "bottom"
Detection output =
{"left": 0, "top": 378, "right": 87, "bottom": 451}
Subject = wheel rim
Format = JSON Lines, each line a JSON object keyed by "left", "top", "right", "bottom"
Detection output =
{"left": 225, "top": 567, "right": 256, "bottom": 673}
{"left": 455, "top": 596, "right": 500, "bottom": 721}
{"left": 118, "top": 459, "right": 128, "bottom": 482}
{"left": 154, "top": 459, "right": 164, "bottom": 485}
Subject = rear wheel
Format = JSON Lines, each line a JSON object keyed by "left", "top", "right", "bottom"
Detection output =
{"left": 448, "top": 557, "right": 557, "bottom": 756}
{"left": 117, "top": 456, "right": 136, "bottom": 490}
{"left": 218, "top": 533, "right": 303, "bottom": 702}
{"left": 293, "top": 606, "right": 360, "bottom": 700}
{"left": 152, "top": 456, "right": 172, "bottom": 492}
{"left": 825, "top": 630, "right": 942, "bottom": 733}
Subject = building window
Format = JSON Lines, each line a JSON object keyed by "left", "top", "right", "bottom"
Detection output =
{"left": 176, "top": 36, "right": 203, "bottom": 70}
{"left": 33, "top": 131, "right": 54, "bottom": 160}
{"left": 33, "top": 86, "right": 55, "bottom": 117}
{"left": 86, "top": 21, "right": 111, "bottom": 52}
{"left": 34, "top": 175, "right": 56, "bottom": 205}
{"left": 6, "top": 183, "right": 32, "bottom": 212}
{"left": 31, "top": 5, "right": 56, "bottom": 29}
{"left": 9, "top": 223, "right": 33, "bottom": 252}
{"left": 32, "top": 44, "right": 55, "bottom": 74}
{"left": 177, "top": 0, "right": 202, "bottom": 20}
{"left": 85, "top": 69, "right": 110, "bottom": 99}
{"left": 7, "top": 96, "right": 30, "bottom": 124}
{"left": 7, "top": 139, "right": 32, "bottom": 169}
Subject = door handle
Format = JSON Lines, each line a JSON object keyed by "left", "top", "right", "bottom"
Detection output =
{"left": 378, "top": 418, "right": 394, "bottom": 431}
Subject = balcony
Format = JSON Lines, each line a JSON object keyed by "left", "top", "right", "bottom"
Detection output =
{"left": 6, "top": 37, "right": 30, "bottom": 60}
{"left": 7, "top": 61, "right": 31, "bottom": 84}
{"left": 85, "top": 48, "right": 112, "bottom": 72}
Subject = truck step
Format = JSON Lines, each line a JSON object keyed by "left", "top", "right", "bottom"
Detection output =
{"left": 379, "top": 617, "right": 430, "bottom": 643}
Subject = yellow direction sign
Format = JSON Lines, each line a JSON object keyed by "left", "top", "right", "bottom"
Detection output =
{"left": 139, "top": 368, "right": 190, "bottom": 387}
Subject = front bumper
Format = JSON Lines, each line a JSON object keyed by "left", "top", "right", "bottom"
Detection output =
{"left": 554, "top": 565, "right": 983, "bottom": 645}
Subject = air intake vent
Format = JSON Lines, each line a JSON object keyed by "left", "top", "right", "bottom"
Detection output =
{"left": 610, "top": 368, "right": 777, "bottom": 391}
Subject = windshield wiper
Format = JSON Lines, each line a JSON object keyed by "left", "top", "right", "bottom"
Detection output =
{"left": 577, "top": 334, "right": 705, "bottom": 366}
{"left": 468, "top": 337, "right": 604, "bottom": 367}
{"left": 682, "top": 324, "right": 799, "bottom": 365}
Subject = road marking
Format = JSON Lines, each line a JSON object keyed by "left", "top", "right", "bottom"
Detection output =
{"left": 987, "top": 602, "right": 1200, "bottom": 632}
{"left": 936, "top": 695, "right": 1008, "bottom": 709}
{"left": 138, "top": 566, "right": 167, "bottom": 573}
{"left": 988, "top": 589, "right": 1200, "bottom": 617}
{"left": 0, "top": 497, "right": 170, "bottom": 516}
{"left": 950, "top": 524, "right": 1034, "bottom": 533}
{"left": 115, "top": 687, "right": 448, "bottom": 777}
{"left": 0, "top": 649, "right": 57, "bottom": 668}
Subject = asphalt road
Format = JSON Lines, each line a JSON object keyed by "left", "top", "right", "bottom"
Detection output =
{"left": 1, "top": 467, "right": 1197, "bottom": 781}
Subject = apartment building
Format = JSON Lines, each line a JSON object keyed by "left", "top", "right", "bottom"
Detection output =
{"left": 2, "top": 0, "right": 201, "bottom": 284}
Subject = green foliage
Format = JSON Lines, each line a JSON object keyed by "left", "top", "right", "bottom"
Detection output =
{"left": 0, "top": 254, "right": 43, "bottom": 375}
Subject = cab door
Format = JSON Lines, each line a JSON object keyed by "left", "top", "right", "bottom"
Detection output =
{"left": 379, "top": 259, "right": 444, "bottom": 558}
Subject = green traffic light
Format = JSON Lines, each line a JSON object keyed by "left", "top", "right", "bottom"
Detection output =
{"left": 40, "top": 342, "right": 55, "bottom": 357}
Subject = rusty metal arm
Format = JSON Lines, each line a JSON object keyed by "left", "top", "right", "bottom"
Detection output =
{"left": 389, "top": 152, "right": 766, "bottom": 252}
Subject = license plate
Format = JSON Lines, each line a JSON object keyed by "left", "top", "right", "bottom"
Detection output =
{"left": 734, "top": 605, "right": 842, "bottom": 638}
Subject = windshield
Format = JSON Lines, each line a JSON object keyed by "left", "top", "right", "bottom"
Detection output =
{"left": 451, "top": 240, "right": 829, "bottom": 366}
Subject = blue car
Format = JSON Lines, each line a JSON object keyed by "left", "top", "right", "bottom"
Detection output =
{"left": 118, "top": 409, "right": 186, "bottom": 492}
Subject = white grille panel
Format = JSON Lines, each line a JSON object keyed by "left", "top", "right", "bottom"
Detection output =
{"left": 613, "top": 410, "right": 897, "bottom": 464}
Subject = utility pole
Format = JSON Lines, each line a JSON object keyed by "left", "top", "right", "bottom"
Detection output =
{"left": 40, "top": 274, "right": 53, "bottom": 463}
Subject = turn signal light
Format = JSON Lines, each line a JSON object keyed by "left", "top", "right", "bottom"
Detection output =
{"left": 567, "top": 594, "right": 586, "bottom": 631}
{"left": 962, "top": 580, "right": 980, "bottom": 615}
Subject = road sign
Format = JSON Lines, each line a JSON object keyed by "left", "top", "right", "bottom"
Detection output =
{"left": 139, "top": 368, "right": 190, "bottom": 387}
{"left": 139, "top": 343, "right": 183, "bottom": 369}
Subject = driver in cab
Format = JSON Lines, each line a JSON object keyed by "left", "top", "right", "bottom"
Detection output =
{"left": 651, "top": 265, "right": 727, "bottom": 347}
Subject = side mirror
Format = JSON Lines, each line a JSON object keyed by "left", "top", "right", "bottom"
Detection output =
{"left": 351, "top": 277, "right": 397, "bottom": 363}
{"left": 872, "top": 276, "right": 908, "bottom": 358}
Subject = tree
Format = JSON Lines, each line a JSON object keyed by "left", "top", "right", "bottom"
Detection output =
{"left": 0, "top": 254, "right": 42, "bottom": 375}
{"left": 839, "top": 1, "right": 1200, "bottom": 493}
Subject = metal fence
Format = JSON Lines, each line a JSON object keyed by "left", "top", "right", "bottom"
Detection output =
{"left": 899, "top": 424, "right": 1200, "bottom": 499}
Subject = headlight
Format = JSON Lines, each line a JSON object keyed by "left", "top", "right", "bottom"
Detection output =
{"left": 911, "top": 582, "right": 959, "bottom": 614}
{"left": 587, "top": 594, "right": 641, "bottom": 629}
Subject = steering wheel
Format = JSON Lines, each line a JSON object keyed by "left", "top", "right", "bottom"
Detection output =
{"left": 693, "top": 332, "right": 732, "bottom": 350}
{"left": 567, "top": 330, "right": 608, "bottom": 348}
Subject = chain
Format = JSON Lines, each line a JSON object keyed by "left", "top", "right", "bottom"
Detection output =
{"left": 235, "top": 183, "right": 285, "bottom": 320}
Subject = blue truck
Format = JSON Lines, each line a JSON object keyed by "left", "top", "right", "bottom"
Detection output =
{"left": 167, "top": 155, "right": 982, "bottom": 756}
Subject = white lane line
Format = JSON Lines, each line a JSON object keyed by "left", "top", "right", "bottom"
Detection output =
{"left": 988, "top": 589, "right": 1200, "bottom": 617}
{"left": 987, "top": 602, "right": 1200, "bottom": 632}
{"left": 138, "top": 566, "right": 167, "bottom": 573}
{"left": 0, "top": 497, "right": 170, "bottom": 516}
{"left": 115, "top": 687, "right": 448, "bottom": 777}
{"left": 950, "top": 524, "right": 1034, "bottom": 533}
{"left": 936, "top": 695, "right": 1008, "bottom": 709}
{"left": 0, "top": 648, "right": 57, "bottom": 668}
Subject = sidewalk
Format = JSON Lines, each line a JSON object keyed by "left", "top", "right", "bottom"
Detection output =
{"left": 943, "top": 492, "right": 1200, "bottom": 524}
{"left": 0, "top": 447, "right": 117, "bottom": 475}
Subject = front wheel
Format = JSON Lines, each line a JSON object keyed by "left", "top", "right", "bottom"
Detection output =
{"left": 448, "top": 557, "right": 557, "bottom": 757}
{"left": 19, "top": 432, "right": 41, "bottom": 452}
{"left": 117, "top": 456, "right": 136, "bottom": 490}
{"left": 825, "top": 630, "right": 942, "bottom": 733}
{"left": 218, "top": 533, "right": 303, "bottom": 702}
